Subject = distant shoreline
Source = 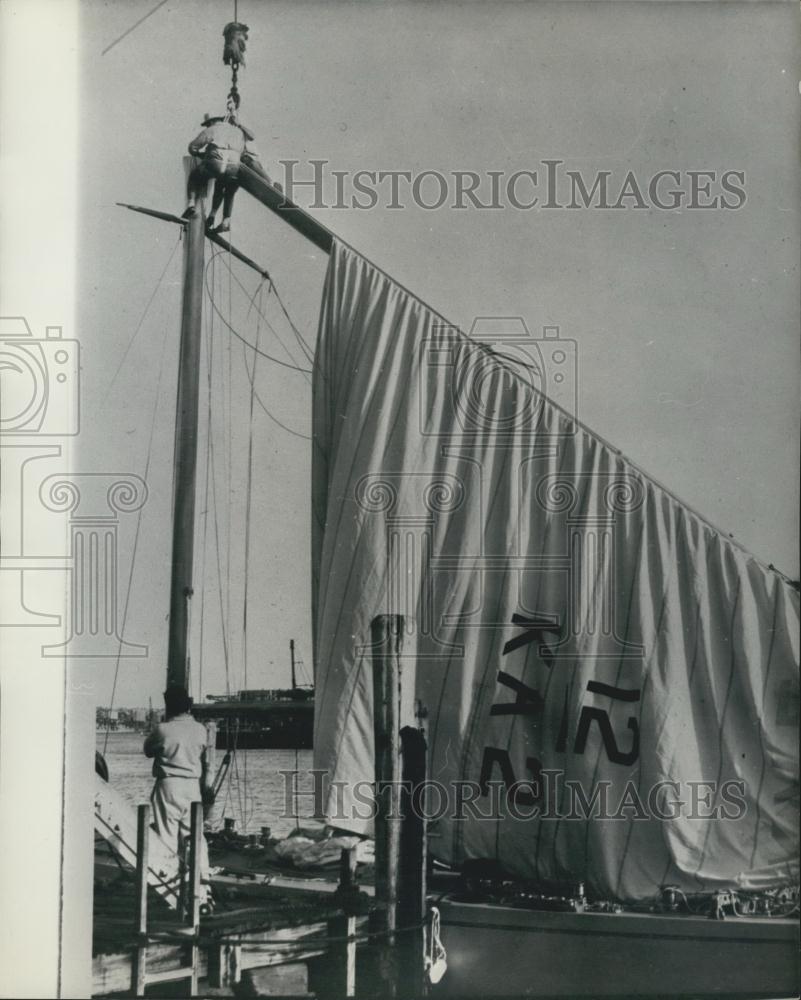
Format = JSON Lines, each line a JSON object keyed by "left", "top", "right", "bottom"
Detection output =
{"left": 96, "top": 728, "right": 148, "bottom": 735}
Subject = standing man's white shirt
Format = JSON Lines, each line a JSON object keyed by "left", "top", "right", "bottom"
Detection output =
{"left": 144, "top": 714, "right": 209, "bottom": 778}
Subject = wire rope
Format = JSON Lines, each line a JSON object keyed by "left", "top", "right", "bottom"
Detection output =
{"left": 102, "top": 241, "right": 180, "bottom": 753}
{"left": 101, "top": 236, "right": 182, "bottom": 407}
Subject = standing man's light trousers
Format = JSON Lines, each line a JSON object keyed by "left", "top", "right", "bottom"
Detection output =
{"left": 150, "top": 776, "right": 210, "bottom": 878}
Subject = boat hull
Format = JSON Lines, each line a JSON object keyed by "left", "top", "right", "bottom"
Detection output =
{"left": 194, "top": 701, "right": 314, "bottom": 750}
{"left": 214, "top": 726, "right": 313, "bottom": 750}
{"left": 434, "top": 897, "right": 799, "bottom": 997}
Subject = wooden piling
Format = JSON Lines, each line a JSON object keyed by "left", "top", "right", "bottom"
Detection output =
{"left": 188, "top": 801, "right": 203, "bottom": 995}
{"left": 208, "top": 941, "right": 242, "bottom": 989}
{"left": 328, "top": 913, "right": 357, "bottom": 998}
{"left": 398, "top": 726, "right": 429, "bottom": 997}
{"left": 204, "top": 721, "right": 217, "bottom": 790}
{"left": 133, "top": 804, "right": 150, "bottom": 996}
{"left": 340, "top": 844, "right": 358, "bottom": 889}
{"left": 327, "top": 848, "right": 358, "bottom": 997}
{"left": 370, "top": 613, "right": 403, "bottom": 997}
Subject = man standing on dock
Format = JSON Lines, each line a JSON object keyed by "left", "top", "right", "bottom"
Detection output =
{"left": 144, "top": 685, "right": 213, "bottom": 876}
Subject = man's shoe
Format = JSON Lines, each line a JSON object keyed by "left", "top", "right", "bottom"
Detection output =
{"left": 181, "top": 205, "right": 197, "bottom": 219}
{"left": 216, "top": 219, "right": 231, "bottom": 234}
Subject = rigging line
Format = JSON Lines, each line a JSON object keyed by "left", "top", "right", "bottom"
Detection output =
{"left": 207, "top": 253, "right": 229, "bottom": 696}
{"left": 100, "top": 0, "right": 167, "bottom": 56}
{"left": 207, "top": 251, "right": 313, "bottom": 375}
{"left": 102, "top": 291, "right": 176, "bottom": 755}
{"left": 270, "top": 282, "right": 315, "bottom": 362}
{"left": 230, "top": 728, "right": 246, "bottom": 828}
{"left": 197, "top": 268, "right": 217, "bottom": 706}
{"left": 239, "top": 283, "right": 265, "bottom": 831}
{"left": 208, "top": 247, "right": 309, "bottom": 379}
{"left": 210, "top": 409, "right": 232, "bottom": 690}
{"left": 216, "top": 721, "right": 239, "bottom": 827}
{"left": 207, "top": 260, "right": 232, "bottom": 696}
{"left": 221, "top": 253, "right": 314, "bottom": 365}
{"left": 209, "top": 253, "right": 313, "bottom": 381}
{"left": 185, "top": 598, "right": 193, "bottom": 696}
{"left": 242, "top": 284, "right": 262, "bottom": 692}
{"left": 242, "top": 344, "right": 312, "bottom": 441}
{"left": 294, "top": 747, "right": 300, "bottom": 831}
{"left": 223, "top": 240, "right": 249, "bottom": 823}
{"left": 213, "top": 253, "right": 234, "bottom": 698}
{"left": 244, "top": 275, "right": 271, "bottom": 324}
{"left": 216, "top": 739, "right": 234, "bottom": 827}
{"left": 101, "top": 235, "right": 181, "bottom": 408}
{"left": 226, "top": 727, "right": 243, "bottom": 825}
{"left": 225, "top": 246, "right": 234, "bottom": 703}
{"left": 215, "top": 251, "right": 314, "bottom": 368}
{"left": 101, "top": 0, "right": 169, "bottom": 55}
{"left": 215, "top": 249, "right": 313, "bottom": 362}
{"left": 196, "top": 439, "right": 210, "bottom": 702}
{"left": 295, "top": 654, "right": 311, "bottom": 687}
{"left": 205, "top": 259, "right": 311, "bottom": 371}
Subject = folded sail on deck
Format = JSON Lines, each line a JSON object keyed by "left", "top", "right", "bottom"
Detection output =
{"left": 311, "top": 240, "right": 799, "bottom": 901}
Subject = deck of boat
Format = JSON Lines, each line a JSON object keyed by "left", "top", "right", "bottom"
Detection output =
{"left": 93, "top": 855, "right": 365, "bottom": 996}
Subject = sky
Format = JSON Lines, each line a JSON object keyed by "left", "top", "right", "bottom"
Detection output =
{"left": 64, "top": 0, "right": 800, "bottom": 708}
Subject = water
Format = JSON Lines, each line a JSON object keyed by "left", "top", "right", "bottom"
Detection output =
{"left": 98, "top": 731, "right": 317, "bottom": 838}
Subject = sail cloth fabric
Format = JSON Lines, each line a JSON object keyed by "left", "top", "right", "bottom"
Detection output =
{"left": 312, "top": 240, "right": 799, "bottom": 901}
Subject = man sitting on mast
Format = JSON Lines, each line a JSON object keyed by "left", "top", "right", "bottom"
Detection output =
{"left": 241, "top": 136, "right": 277, "bottom": 187}
{"left": 144, "top": 684, "right": 214, "bottom": 877}
{"left": 184, "top": 100, "right": 249, "bottom": 233}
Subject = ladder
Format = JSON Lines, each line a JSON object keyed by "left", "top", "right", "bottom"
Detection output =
{"left": 94, "top": 773, "right": 184, "bottom": 908}
{"left": 132, "top": 802, "right": 204, "bottom": 996}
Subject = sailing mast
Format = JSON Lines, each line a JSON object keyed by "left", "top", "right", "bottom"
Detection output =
{"left": 290, "top": 639, "right": 297, "bottom": 691}
{"left": 167, "top": 209, "right": 205, "bottom": 689}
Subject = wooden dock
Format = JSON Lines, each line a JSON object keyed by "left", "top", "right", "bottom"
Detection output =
{"left": 93, "top": 614, "right": 431, "bottom": 998}
{"left": 94, "top": 889, "right": 365, "bottom": 996}
{"left": 94, "top": 806, "right": 368, "bottom": 997}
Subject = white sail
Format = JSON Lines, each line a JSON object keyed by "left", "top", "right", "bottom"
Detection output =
{"left": 311, "top": 240, "right": 799, "bottom": 901}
